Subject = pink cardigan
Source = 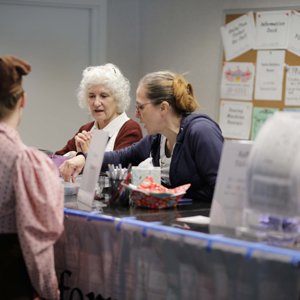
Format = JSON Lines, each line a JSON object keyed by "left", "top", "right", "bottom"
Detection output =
{"left": 0, "top": 123, "right": 64, "bottom": 299}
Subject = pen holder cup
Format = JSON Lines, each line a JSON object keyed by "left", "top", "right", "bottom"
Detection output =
{"left": 108, "top": 178, "right": 129, "bottom": 207}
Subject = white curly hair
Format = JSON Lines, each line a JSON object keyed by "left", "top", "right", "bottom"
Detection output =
{"left": 77, "top": 63, "right": 131, "bottom": 113}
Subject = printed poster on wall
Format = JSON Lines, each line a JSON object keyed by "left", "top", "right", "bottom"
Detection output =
{"left": 220, "top": 12, "right": 255, "bottom": 61}
{"left": 285, "top": 66, "right": 300, "bottom": 106}
{"left": 288, "top": 10, "right": 300, "bottom": 57}
{"left": 219, "top": 100, "right": 253, "bottom": 139}
{"left": 220, "top": 62, "right": 255, "bottom": 100}
{"left": 251, "top": 107, "right": 279, "bottom": 140}
{"left": 255, "top": 10, "right": 291, "bottom": 49}
{"left": 254, "top": 50, "right": 285, "bottom": 100}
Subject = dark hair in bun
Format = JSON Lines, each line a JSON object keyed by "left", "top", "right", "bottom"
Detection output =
{"left": 0, "top": 56, "right": 31, "bottom": 119}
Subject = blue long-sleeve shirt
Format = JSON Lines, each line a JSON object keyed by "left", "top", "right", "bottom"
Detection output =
{"left": 102, "top": 113, "right": 224, "bottom": 202}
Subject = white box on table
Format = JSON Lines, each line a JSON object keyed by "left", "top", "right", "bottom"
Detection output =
{"left": 131, "top": 167, "right": 161, "bottom": 186}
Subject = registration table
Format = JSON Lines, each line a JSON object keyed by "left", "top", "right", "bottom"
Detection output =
{"left": 55, "top": 196, "right": 300, "bottom": 300}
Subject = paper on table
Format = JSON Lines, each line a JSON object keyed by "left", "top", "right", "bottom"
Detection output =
{"left": 77, "top": 130, "right": 108, "bottom": 209}
{"left": 210, "top": 140, "right": 253, "bottom": 229}
{"left": 176, "top": 215, "right": 210, "bottom": 225}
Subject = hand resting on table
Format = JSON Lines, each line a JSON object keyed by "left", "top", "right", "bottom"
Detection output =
{"left": 59, "top": 155, "right": 85, "bottom": 182}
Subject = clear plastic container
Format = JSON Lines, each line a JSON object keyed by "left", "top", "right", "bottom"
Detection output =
{"left": 237, "top": 209, "right": 300, "bottom": 246}
{"left": 237, "top": 112, "right": 300, "bottom": 247}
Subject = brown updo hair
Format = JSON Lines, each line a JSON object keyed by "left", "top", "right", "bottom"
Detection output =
{"left": 0, "top": 56, "right": 31, "bottom": 119}
{"left": 138, "top": 70, "right": 199, "bottom": 115}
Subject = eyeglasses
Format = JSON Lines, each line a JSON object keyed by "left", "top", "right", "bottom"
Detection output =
{"left": 135, "top": 102, "right": 152, "bottom": 112}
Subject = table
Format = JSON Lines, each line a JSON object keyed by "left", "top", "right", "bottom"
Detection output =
{"left": 55, "top": 196, "right": 300, "bottom": 300}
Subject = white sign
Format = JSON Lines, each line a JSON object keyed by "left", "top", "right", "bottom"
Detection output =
{"left": 221, "top": 12, "right": 255, "bottom": 61}
{"left": 255, "top": 10, "right": 291, "bottom": 49}
{"left": 220, "top": 62, "right": 255, "bottom": 100}
{"left": 210, "top": 140, "right": 253, "bottom": 229}
{"left": 219, "top": 100, "right": 253, "bottom": 139}
{"left": 287, "top": 10, "right": 300, "bottom": 56}
{"left": 285, "top": 66, "right": 300, "bottom": 106}
{"left": 254, "top": 50, "right": 285, "bottom": 100}
{"left": 77, "top": 130, "right": 108, "bottom": 210}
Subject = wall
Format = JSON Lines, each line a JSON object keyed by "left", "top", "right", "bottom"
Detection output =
{"left": 0, "top": 0, "right": 107, "bottom": 151}
{"left": 106, "top": 0, "right": 140, "bottom": 119}
{"left": 2, "top": 0, "right": 300, "bottom": 149}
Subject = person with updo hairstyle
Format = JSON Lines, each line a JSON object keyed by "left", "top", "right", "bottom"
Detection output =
{"left": 60, "top": 70, "right": 224, "bottom": 202}
{"left": 55, "top": 63, "right": 143, "bottom": 156}
{"left": 0, "top": 56, "right": 64, "bottom": 299}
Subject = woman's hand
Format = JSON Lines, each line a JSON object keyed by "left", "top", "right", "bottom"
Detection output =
{"left": 59, "top": 155, "right": 86, "bottom": 182}
{"left": 75, "top": 130, "right": 92, "bottom": 153}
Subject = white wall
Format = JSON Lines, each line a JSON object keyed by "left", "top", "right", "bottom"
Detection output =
{"left": 106, "top": 0, "right": 140, "bottom": 119}
{"left": 0, "top": 0, "right": 107, "bottom": 151}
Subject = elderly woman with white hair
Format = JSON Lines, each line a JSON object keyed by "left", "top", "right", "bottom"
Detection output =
{"left": 55, "top": 63, "right": 142, "bottom": 156}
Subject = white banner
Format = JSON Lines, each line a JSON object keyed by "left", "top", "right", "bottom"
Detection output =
{"left": 55, "top": 209, "right": 300, "bottom": 300}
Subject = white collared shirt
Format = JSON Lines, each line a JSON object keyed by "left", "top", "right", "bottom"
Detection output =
{"left": 91, "top": 112, "right": 129, "bottom": 151}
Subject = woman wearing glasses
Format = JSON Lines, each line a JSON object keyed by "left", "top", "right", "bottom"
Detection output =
{"left": 60, "top": 70, "right": 224, "bottom": 202}
{"left": 55, "top": 63, "right": 143, "bottom": 156}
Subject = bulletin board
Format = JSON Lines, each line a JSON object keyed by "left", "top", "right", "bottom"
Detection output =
{"left": 219, "top": 9, "right": 300, "bottom": 140}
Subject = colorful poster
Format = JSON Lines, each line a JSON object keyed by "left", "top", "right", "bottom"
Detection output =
{"left": 285, "top": 66, "right": 300, "bottom": 106}
{"left": 219, "top": 100, "right": 253, "bottom": 139}
{"left": 254, "top": 50, "right": 285, "bottom": 100}
{"left": 287, "top": 10, "right": 300, "bottom": 57}
{"left": 220, "top": 62, "right": 255, "bottom": 100}
{"left": 255, "top": 10, "right": 291, "bottom": 49}
{"left": 220, "top": 12, "right": 255, "bottom": 61}
{"left": 251, "top": 107, "right": 279, "bottom": 140}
